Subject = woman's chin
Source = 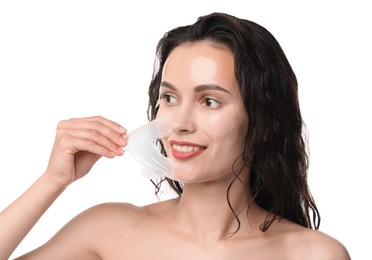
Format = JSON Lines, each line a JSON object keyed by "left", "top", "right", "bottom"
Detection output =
{"left": 168, "top": 164, "right": 199, "bottom": 183}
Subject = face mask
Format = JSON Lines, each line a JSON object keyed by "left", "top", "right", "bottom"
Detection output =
{"left": 125, "top": 115, "right": 176, "bottom": 180}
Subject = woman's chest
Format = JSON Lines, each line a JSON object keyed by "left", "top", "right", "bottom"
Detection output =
{"left": 99, "top": 228, "right": 289, "bottom": 260}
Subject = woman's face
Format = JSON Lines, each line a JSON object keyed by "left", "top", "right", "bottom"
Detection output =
{"left": 157, "top": 41, "right": 249, "bottom": 183}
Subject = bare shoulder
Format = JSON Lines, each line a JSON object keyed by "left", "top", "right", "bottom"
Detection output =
{"left": 79, "top": 202, "right": 146, "bottom": 224}
{"left": 306, "top": 229, "right": 350, "bottom": 259}
{"left": 279, "top": 223, "right": 351, "bottom": 260}
{"left": 52, "top": 202, "right": 148, "bottom": 236}
{"left": 15, "top": 202, "right": 149, "bottom": 259}
{"left": 66, "top": 201, "right": 155, "bottom": 240}
{"left": 80, "top": 199, "right": 175, "bottom": 225}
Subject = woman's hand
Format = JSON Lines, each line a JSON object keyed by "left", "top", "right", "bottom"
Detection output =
{"left": 45, "top": 116, "right": 127, "bottom": 188}
{"left": 0, "top": 116, "right": 127, "bottom": 259}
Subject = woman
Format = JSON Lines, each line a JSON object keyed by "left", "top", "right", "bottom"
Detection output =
{"left": 0, "top": 12, "right": 350, "bottom": 259}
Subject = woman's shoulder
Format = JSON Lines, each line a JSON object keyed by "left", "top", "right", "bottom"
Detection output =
{"left": 77, "top": 199, "right": 175, "bottom": 228}
{"left": 54, "top": 202, "right": 148, "bottom": 242}
{"left": 82, "top": 202, "right": 145, "bottom": 218}
{"left": 275, "top": 221, "right": 350, "bottom": 260}
{"left": 77, "top": 201, "right": 155, "bottom": 226}
{"left": 23, "top": 201, "right": 169, "bottom": 258}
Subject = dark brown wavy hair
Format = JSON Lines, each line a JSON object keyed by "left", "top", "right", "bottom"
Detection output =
{"left": 147, "top": 12, "right": 320, "bottom": 232}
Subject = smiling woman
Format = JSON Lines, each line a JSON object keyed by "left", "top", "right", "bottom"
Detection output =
{"left": 156, "top": 41, "right": 248, "bottom": 186}
{"left": 0, "top": 12, "right": 350, "bottom": 259}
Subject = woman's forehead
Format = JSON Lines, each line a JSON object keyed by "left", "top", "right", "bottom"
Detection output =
{"left": 161, "top": 41, "right": 239, "bottom": 94}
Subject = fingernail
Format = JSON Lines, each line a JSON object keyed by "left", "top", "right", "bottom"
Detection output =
{"left": 118, "top": 126, "right": 126, "bottom": 133}
{"left": 120, "top": 137, "right": 127, "bottom": 146}
{"left": 117, "top": 148, "right": 124, "bottom": 155}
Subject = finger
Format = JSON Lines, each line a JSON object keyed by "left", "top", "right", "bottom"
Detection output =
{"left": 58, "top": 118, "right": 127, "bottom": 148}
{"left": 67, "top": 116, "right": 127, "bottom": 134}
{"left": 73, "top": 139, "right": 118, "bottom": 158}
{"left": 58, "top": 134, "right": 120, "bottom": 158}
{"left": 63, "top": 129, "right": 125, "bottom": 156}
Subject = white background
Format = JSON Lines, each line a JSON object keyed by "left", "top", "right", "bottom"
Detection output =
{"left": 0, "top": 1, "right": 370, "bottom": 259}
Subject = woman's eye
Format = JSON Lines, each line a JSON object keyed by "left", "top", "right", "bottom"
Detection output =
{"left": 160, "top": 94, "right": 177, "bottom": 104}
{"left": 203, "top": 98, "right": 220, "bottom": 109}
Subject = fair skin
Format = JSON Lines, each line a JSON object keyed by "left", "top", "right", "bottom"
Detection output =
{"left": 0, "top": 41, "right": 350, "bottom": 259}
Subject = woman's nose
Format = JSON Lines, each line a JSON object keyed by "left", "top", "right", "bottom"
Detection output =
{"left": 171, "top": 104, "right": 196, "bottom": 134}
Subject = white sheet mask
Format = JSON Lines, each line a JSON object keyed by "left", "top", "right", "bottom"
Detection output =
{"left": 124, "top": 116, "right": 176, "bottom": 180}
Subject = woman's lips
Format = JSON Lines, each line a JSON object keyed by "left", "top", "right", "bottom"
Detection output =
{"left": 169, "top": 140, "right": 206, "bottom": 160}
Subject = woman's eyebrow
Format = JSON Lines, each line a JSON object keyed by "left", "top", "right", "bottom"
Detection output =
{"left": 194, "top": 84, "right": 230, "bottom": 94}
{"left": 160, "top": 81, "right": 230, "bottom": 94}
{"left": 160, "top": 81, "right": 177, "bottom": 90}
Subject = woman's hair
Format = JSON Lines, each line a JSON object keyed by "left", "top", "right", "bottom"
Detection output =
{"left": 147, "top": 12, "right": 320, "bottom": 232}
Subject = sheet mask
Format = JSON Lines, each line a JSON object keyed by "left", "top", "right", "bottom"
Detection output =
{"left": 125, "top": 116, "right": 176, "bottom": 180}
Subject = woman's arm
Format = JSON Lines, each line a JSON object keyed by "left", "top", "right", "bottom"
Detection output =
{"left": 0, "top": 175, "right": 65, "bottom": 259}
{"left": 0, "top": 116, "right": 127, "bottom": 259}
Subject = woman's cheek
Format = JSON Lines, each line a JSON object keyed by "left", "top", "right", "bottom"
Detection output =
{"left": 201, "top": 110, "right": 243, "bottom": 136}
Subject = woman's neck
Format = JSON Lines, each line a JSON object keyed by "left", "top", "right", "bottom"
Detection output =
{"left": 169, "top": 174, "right": 267, "bottom": 244}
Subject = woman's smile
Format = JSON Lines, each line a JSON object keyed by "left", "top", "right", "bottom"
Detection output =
{"left": 170, "top": 140, "right": 206, "bottom": 160}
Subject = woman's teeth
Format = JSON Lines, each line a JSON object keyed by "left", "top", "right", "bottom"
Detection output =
{"left": 172, "top": 144, "right": 201, "bottom": 152}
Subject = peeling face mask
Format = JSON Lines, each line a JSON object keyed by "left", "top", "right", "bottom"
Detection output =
{"left": 124, "top": 115, "right": 176, "bottom": 180}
